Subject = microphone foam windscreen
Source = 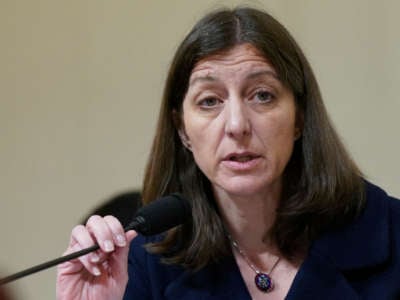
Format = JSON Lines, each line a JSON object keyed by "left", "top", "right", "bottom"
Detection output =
{"left": 134, "top": 194, "right": 191, "bottom": 235}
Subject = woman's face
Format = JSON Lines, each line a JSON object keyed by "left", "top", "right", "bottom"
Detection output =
{"left": 179, "top": 44, "right": 300, "bottom": 198}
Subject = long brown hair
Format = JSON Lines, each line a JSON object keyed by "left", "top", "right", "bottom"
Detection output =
{"left": 142, "top": 7, "right": 365, "bottom": 269}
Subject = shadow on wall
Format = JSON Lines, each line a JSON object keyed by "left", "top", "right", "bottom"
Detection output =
{"left": 81, "top": 191, "right": 142, "bottom": 228}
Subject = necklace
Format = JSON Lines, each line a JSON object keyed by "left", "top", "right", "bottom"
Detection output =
{"left": 229, "top": 236, "right": 280, "bottom": 293}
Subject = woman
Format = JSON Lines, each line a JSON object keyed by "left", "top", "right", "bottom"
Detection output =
{"left": 57, "top": 7, "right": 400, "bottom": 299}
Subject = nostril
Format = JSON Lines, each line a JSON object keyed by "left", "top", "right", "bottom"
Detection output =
{"left": 225, "top": 120, "right": 251, "bottom": 137}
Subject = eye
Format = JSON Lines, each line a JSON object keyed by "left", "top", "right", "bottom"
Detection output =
{"left": 198, "top": 97, "right": 221, "bottom": 107}
{"left": 253, "top": 90, "right": 274, "bottom": 103}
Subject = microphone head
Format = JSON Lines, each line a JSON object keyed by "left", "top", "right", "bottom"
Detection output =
{"left": 133, "top": 194, "right": 191, "bottom": 235}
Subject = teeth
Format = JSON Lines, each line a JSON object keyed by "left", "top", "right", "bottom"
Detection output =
{"left": 231, "top": 156, "right": 253, "bottom": 162}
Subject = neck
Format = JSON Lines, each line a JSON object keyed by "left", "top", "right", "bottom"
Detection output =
{"left": 213, "top": 182, "right": 281, "bottom": 254}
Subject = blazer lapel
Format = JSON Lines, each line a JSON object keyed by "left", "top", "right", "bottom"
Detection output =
{"left": 285, "top": 250, "right": 360, "bottom": 299}
{"left": 164, "top": 255, "right": 251, "bottom": 300}
{"left": 287, "top": 181, "right": 390, "bottom": 299}
{"left": 164, "top": 182, "right": 390, "bottom": 299}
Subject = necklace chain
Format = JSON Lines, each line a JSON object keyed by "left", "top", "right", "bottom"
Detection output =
{"left": 228, "top": 235, "right": 280, "bottom": 276}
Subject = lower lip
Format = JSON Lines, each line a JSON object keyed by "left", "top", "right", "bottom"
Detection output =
{"left": 221, "top": 157, "right": 262, "bottom": 171}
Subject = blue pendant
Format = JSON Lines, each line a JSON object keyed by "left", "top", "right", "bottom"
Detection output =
{"left": 254, "top": 273, "right": 273, "bottom": 292}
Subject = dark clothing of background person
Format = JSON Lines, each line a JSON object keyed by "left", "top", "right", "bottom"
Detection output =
{"left": 82, "top": 191, "right": 142, "bottom": 228}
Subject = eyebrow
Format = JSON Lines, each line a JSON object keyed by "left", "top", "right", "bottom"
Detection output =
{"left": 189, "top": 70, "right": 280, "bottom": 86}
{"left": 246, "top": 70, "right": 279, "bottom": 81}
{"left": 189, "top": 75, "right": 218, "bottom": 86}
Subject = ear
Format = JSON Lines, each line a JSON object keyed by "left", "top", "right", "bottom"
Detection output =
{"left": 172, "top": 109, "right": 191, "bottom": 150}
{"left": 178, "top": 129, "right": 191, "bottom": 150}
{"left": 294, "top": 110, "right": 304, "bottom": 140}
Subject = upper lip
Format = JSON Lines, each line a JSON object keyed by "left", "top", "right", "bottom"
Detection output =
{"left": 223, "top": 151, "right": 261, "bottom": 161}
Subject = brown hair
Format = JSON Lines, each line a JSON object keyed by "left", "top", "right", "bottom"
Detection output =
{"left": 142, "top": 7, "right": 365, "bottom": 269}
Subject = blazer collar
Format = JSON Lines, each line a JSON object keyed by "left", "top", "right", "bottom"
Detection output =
{"left": 164, "top": 255, "right": 251, "bottom": 299}
{"left": 164, "top": 182, "right": 390, "bottom": 299}
{"left": 286, "top": 250, "right": 361, "bottom": 299}
{"left": 286, "top": 181, "right": 391, "bottom": 299}
{"left": 310, "top": 181, "right": 390, "bottom": 270}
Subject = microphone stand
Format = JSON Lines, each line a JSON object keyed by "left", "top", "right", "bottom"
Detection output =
{"left": 0, "top": 244, "right": 100, "bottom": 285}
{"left": 0, "top": 193, "right": 189, "bottom": 285}
{"left": 0, "top": 219, "right": 140, "bottom": 285}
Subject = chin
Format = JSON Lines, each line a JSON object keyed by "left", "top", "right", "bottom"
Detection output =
{"left": 217, "top": 177, "right": 274, "bottom": 197}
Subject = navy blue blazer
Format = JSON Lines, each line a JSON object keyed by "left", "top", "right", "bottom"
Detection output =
{"left": 123, "top": 182, "right": 400, "bottom": 299}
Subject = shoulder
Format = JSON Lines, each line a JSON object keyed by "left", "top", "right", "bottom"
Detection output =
{"left": 349, "top": 180, "right": 400, "bottom": 246}
{"left": 125, "top": 235, "right": 251, "bottom": 299}
{"left": 295, "top": 181, "right": 400, "bottom": 298}
{"left": 124, "top": 234, "right": 185, "bottom": 299}
{"left": 368, "top": 182, "right": 400, "bottom": 248}
{"left": 364, "top": 180, "right": 400, "bottom": 221}
{"left": 127, "top": 233, "right": 163, "bottom": 265}
{"left": 127, "top": 233, "right": 184, "bottom": 281}
{"left": 310, "top": 180, "right": 400, "bottom": 269}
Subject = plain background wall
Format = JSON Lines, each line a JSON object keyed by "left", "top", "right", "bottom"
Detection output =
{"left": 1, "top": 0, "right": 399, "bottom": 299}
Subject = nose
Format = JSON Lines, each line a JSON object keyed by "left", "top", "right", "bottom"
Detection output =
{"left": 224, "top": 97, "right": 251, "bottom": 139}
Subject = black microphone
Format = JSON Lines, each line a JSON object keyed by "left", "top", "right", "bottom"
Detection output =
{"left": 0, "top": 194, "right": 190, "bottom": 285}
{"left": 126, "top": 193, "right": 190, "bottom": 235}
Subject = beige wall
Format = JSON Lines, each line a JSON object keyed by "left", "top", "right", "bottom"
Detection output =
{"left": 0, "top": 0, "right": 399, "bottom": 299}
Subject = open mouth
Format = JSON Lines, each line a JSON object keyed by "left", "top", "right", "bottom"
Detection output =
{"left": 228, "top": 155, "right": 256, "bottom": 162}
{"left": 223, "top": 153, "right": 261, "bottom": 170}
{"left": 228, "top": 154, "right": 259, "bottom": 163}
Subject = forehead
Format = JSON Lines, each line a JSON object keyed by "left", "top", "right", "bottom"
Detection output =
{"left": 190, "top": 44, "right": 276, "bottom": 79}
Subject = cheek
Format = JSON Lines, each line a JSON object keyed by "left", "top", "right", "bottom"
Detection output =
{"left": 183, "top": 115, "right": 222, "bottom": 174}
{"left": 183, "top": 118, "right": 210, "bottom": 162}
{"left": 184, "top": 118, "right": 206, "bottom": 147}
{"left": 260, "top": 107, "right": 296, "bottom": 136}
{"left": 183, "top": 111, "right": 222, "bottom": 149}
{"left": 259, "top": 112, "right": 297, "bottom": 160}
{"left": 276, "top": 118, "right": 297, "bottom": 142}
{"left": 187, "top": 133, "right": 215, "bottom": 179}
